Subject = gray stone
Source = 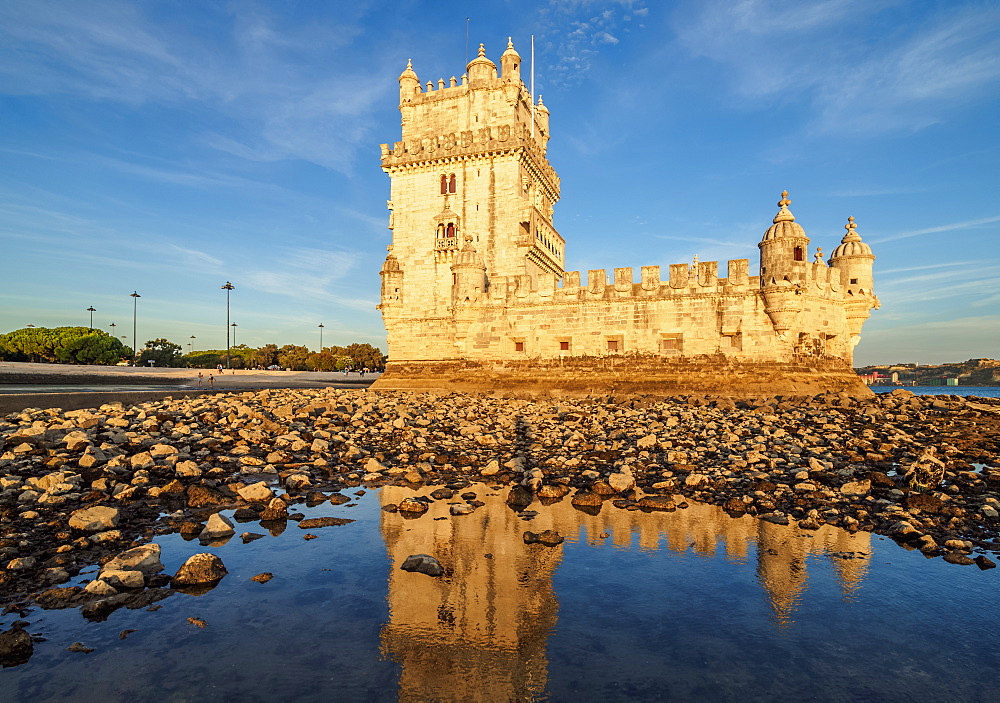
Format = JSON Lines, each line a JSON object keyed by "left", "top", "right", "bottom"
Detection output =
{"left": 171, "top": 553, "right": 228, "bottom": 587}
{"left": 237, "top": 481, "right": 274, "bottom": 503}
{"left": 99, "top": 569, "right": 145, "bottom": 589}
{"left": 400, "top": 554, "right": 443, "bottom": 577}
{"left": 199, "top": 513, "right": 236, "bottom": 541}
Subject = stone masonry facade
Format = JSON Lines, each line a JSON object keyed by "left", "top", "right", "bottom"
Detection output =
{"left": 376, "top": 41, "right": 879, "bottom": 391}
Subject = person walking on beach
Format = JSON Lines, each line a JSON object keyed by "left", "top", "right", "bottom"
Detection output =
{"left": 198, "top": 372, "right": 203, "bottom": 387}
{"left": 209, "top": 374, "right": 214, "bottom": 388}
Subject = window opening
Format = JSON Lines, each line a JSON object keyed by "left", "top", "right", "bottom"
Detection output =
{"left": 449, "top": 174, "right": 456, "bottom": 193}
{"left": 794, "top": 246, "right": 804, "bottom": 262}
{"left": 440, "top": 175, "right": 448, "bottom": 194}
{"left": 514, "top": 341, "right": 524, "bottom": 352}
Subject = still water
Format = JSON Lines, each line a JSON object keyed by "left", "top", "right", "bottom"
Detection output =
{"left": 871, "top": 385, "right": 1000, "bottom": 398}
{"left": 1, "top": 483, "right": 997, "bottom": 702}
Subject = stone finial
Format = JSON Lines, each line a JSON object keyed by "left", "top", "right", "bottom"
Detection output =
{"left": 842, "top": 216, "right": 861, "bottom": 242}
{"left": 814, "top": 248, "right": 823, "bottom": 263}
{"left": 478, "top": 43, "right": 486, "bottom": 57}
{"left": 773, "top": 190, "right": 795, "bottom": 224}
{"left": 508, "top": 37, "right": 514, "bottom": 49}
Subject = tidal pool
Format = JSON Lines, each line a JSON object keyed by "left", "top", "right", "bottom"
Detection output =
{"left": 1, "top": 483, "right": 996, "bottom": 702}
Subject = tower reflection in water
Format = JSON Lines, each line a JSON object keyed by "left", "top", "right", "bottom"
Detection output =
{"left": 379, "top": 485, "right": 871, "bottom": 700}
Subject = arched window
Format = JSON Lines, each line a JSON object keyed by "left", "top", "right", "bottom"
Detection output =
{"left": 793, "top": 246, "right": 804, "bottom": 262}
{"left": 437, "top": 224, "right": 445, "bottom": 238}
{"left": 446, "top": 223, "right": 455, "bottom": 238}
{"left": 449, "top": 174, "right": 457, "bottom": 193}
{"left": 440, "top": 175, "right": 448, "bottom": 194}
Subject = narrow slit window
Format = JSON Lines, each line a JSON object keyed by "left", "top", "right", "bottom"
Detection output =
{"left": 449, "top": 174, "right": 457, "bottom": 193}
{"left": 446, "top": 223, "right": 455, "bottom": 238}
{"left": 440, "top": 175, "right": 448, "bottom": 194}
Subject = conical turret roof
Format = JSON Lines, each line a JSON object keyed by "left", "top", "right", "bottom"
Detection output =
{"left": 830, "top": 217, "right": 873, "bottom": 258}
{"left": 761, "top": 191, "right": 808, "bottom": 241}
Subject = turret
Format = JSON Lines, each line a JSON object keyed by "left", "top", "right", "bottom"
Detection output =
{"left": 398, "top": 59, "right": 419, "bottom": 103}
{"left": 758, "top": 190, "right": 811, "bottom": 285}
{"left": 451, "top": 236, "right": 488, "bottom": 305}
{"left": 500, "top": 38, "right": 521, "bottom": 82}
{"left": 380, "top": 249, "right": 403, "bottom": 307}
{"left": 534, "top": 95, "right": 550, "bottom": 148}
{"left": 759, "top": 192, "right": 809, "bottom": 336}
{"left": 829, "top": 216, "right": 878, "bottom": 337}
{"left": 466, "top": 43, "right": 498, "bottom": 83}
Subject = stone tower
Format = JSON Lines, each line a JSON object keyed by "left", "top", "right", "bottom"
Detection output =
{"left": 380, "top": 41, "right": 561, "bottom": 360}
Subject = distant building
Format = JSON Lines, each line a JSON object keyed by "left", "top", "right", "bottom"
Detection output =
{"left": 375, "top": 41, "right": 879, "bottom": 395}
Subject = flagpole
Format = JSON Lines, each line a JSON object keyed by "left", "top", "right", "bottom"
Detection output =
{"left": 530, "top": 34, "right": 535, "bottom": 139}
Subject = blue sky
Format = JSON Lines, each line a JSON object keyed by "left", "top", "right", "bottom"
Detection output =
{"left": 1, "top": 0, "right": 997, "bottom": 365}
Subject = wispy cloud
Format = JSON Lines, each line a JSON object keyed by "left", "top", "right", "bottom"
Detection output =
{"left": 536, "top": 1, "right": 648, "bottom": 86}
{"left": 870, "top": 215, "right": 1000, "bottom": 244}
{"left": 0, "top": 0, "right": 393, "bottom": 173}
{"left": 240, "top": 246, "right": 376, "bottom": 311}
{"left": 673, "top": 0, "right": 1000, "bottom": 135}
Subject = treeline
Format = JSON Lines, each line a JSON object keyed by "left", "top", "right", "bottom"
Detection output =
{"left": 0, "top": 327, "right": 385, "bottom": 371}
{"left": 0, "top": 327, "right": 131, "bottom": 365}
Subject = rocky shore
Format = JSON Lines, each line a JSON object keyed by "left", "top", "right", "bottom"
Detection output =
{"left": 1, "top": 386, "right": 998, "bottom": 620}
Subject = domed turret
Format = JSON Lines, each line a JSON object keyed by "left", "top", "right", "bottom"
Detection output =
{"left": 829, "top": 216, "right": 877, "bottom": 334}
{"left": 758, "top": 190, "right": 811, "bottom": 286}
{"left": 500, "top": 37, "right": 521, "bottom": 81}
{"left": 398, "top": 59, "right": 419, "bottom": 103}
{"left": 466, "top": 43, "right": 498, "bottom": 82}
{"left": 380, "top": 249, "right": 403, "bottom": 306}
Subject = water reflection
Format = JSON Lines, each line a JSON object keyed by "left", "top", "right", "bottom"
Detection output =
{"left": 379, "top": 485, "right": 872, "bottom": 699}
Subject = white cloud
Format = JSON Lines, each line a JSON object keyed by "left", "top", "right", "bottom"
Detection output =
{"left": 870, "top": 215, "right": 1000, "bottom": 244}
{"left": 673, "top": 0, "right": 1000, "bottom": 135}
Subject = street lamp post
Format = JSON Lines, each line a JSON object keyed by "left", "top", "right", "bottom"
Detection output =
{"left": 130, "top": 291, "right": 140, "bottom": 366}
{"left": 189, "top": 335, "right": 196, "bottom": 355}
{"left": 231, "top": 322, "right": 237, "bottom": 347}
{"left": 318, "top": 323, "right": 324, "bottom": 351}
{"left": 221, "top": 282, "right": 234, "bottom": 369}
{"left": 87, "top": 306, "right": 96, "bottom": 330}
{"left": 110, "top": 322, "right": 116, "bottom": 337}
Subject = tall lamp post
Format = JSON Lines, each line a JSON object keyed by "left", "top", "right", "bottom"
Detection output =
{"left": 189, "top": 335, "right": 196, "bottom": 355}
{"left": 130, "top": 291, "right": 140, "bottom": 366}
{"left": 86, "top": 306, "right": 96, "bottom": 330}
{"left": 221, "top": 281, "right": 234, "bottom": 369}
{"left": 231, "top": 322, "right": 237, "bottom": 347}
{"left": 110, "top": 322, "right": 116, "bottom": 337}
{"left": 318, "top": 323, "right": 324, "bottom": 351}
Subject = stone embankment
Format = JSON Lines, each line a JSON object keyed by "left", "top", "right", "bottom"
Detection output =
{"left": 1, "top": 387, "right": 998, "bottom": 610}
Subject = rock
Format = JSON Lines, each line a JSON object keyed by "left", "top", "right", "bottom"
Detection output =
{"left": 84, "top": 579, "right": 118, "bottom": 596}
{"left": 5, "top": 557, "right": 36, "bottom": 570}
{"left": 67, "top": 642, "right": 95, "bottom": 653}
{"left": 840, "top": 480, "right": 871, "bottom": 495}
{"left": 904, "top": 451, "right": 946, "bottom": 490}
{"left": 35, "top": 586, "right": 88, "bottom": 609}
{"left": 175, "top": 460, "right": 202, "bottom": 478}
{"left": 99, "top": 569, "right": 145, "bottom": 590}
{"left": 521, "top": 469, "right": 544, "bottom": 493}
{"left": 187, "top": 617, "right": 207, "bottom": 628}
{"left": 974, "top": 555, "right": 996, "bottom": 570}
{"left": 285, "top": 474, "right": 312, "bottom": 490}
{"left": 241, "top": 532, "right": 265, "bottom": 544}
{"left": 905, "top": 493, "right": 945, "bottom": 514}
{"left": 760, "top": 512, "right": 789, "bottom": 525}
{"left": 607, "top": 471, "right": 635, "bottom": 493}
{"left": 400, "top": 554, "right": 443, "bottom": 577}
{"left": 103, "top": 543, "right": 164, "bottom": 575}
{"left": 684, "top": 473, "right": 709, "bottom": 487}
{"left": 199, "top": 513, "right": 235, "bottom": 540}
{"left": 523, "top": 530, "right": 564, "bottom": 546}
{"left": 636, "top": 496, "right": 677, "bottom": 511}
{"left": 571, "top": 491, "right": 604, "bottom": 507}
{"left": 450, "top": 503, "right": 475, "bottom": 515}
{"left": 636, "top": 433, "right": 658, "bottom": 449}
{"left": 68, "top": 505, "right": 119, "bottom": 532}
{"left": 186, "top": 485, "right": 228, "bottom": 508}
{"left": 238, "top": 482, "right": 274, "bottom": 503}
{"left": 505, "top": 486, "right": 533, "bottom": 508}
{"left": 0, "top": 624, "right": 33, "bottom": 667}
{"left": 250, "top": 572, "right": 273, "bottom": 583}
{"left": 723, "top": 497, "right": 747, "bottom": 513}
{"left": 260, "top": 497, "right": 289, "bottom": 521}
{"left": 42, "top": 567, "right": 70, "bottom": 584}
{"left": 537, "top": 484, "right": 570, "bottom": 499}
{"left": 480, "top": 460, "right": 501, "bottom": 476}
{"left": 130, "top": 452, "right": 155, "bottom": 470}
{"left": 149, "top": 443, "right": 178, "bottom": 457}
{"left": 797, "top": 518, "right": 822, "bottom": 530}
{"left": 297, "top": 517, "right": 354, "bottom": 529}
{"left": 398, "top": 497, "right": 429, "bottom": 514}
{"left": 170, "top": 553, "right": 228, "bottom": 587}
{"left": 430, "top": 487, "right": 455, "bottom": 500}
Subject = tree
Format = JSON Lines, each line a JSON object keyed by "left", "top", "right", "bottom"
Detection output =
{"left": 138, "top": 338, "right": 183, "bottom": 367}
{"left": 251, "top": 344, "right": 279, "bottom": 368}
{"left": 55, "top": 332, "right": 129, "bottom": 365}
{"left": 277, "top": 344, "right": 310, "bottom": 371}
{"left": 0, "top": 327, "right": 129, "bottom": 365}
{"left": 345, "top": 343, "right": 387, "bottom": 370}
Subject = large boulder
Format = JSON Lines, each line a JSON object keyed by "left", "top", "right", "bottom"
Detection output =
{"left": 68, "top": 506, "right": 119, "bottom": 533}
{"left": 170, "top": 553, "right": 228, "bottom": 587}
{"left": 102, "top": 544, "right": 164, "bottom": 575}
{"left": 0, "top": 624, "right": 33, "bottom": 668}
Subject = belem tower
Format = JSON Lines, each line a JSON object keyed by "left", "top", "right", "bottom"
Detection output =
{"left": 373, "top": 41, "right": 879, "bottom": 396}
